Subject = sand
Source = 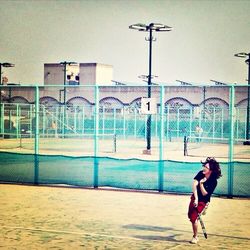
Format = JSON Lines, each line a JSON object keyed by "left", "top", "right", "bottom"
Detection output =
{"left": 0, "top": 184, "right": 249, "bottom": 249}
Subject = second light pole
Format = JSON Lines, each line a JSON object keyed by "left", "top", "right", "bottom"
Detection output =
{"left": 234, "top": 52, "right": 250, "bottom": 143}
{"left": 129, "top": 23, "right": 172, "bottom": 154}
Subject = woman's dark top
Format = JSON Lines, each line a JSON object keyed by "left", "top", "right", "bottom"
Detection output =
{"left": 194, "top": 171, "right": 217, "bottom": 203}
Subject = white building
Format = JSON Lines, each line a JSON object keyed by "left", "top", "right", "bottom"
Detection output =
{"left": 44, "top": 63, "right": 113, "bottom": 86}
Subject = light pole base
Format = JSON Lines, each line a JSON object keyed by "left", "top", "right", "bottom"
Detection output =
{"left": 243, "top": 141, "right": 250, "bottom": 145}
{"left": 143, "top": 149, "right": 151, "bottom": 155}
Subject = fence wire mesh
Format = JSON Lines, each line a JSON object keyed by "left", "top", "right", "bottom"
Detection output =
{"left": 0, "top": 84, "right": 250, "bottom": 197}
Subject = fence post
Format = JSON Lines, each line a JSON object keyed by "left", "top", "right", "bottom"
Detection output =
{"left": 134, "top": 110, "right": 137, "bottom": 138}
{"left": 94, "top": 85, "right": 99, "bottom": 188}
{"left": 189, "top": 107, "right": 193, "bottom": 138}
{"left": 113, "top": 108, "right": 116, "bottom": 135}
{"left": 236, "top": 108, "right": 239, "bottom": 140}
{"left": 158, "top": 85, "right": 165, "bottom": 192}
{"left": 16, "top": 104, "right": 20, "bottom": 138}
{"left": 166, "top": 106, "right": 170, "bottom": 141}
{"left": 0, "top": 103, "right": 4, "bottom": 135}
{"left": 212, "top": 107, "right": 216, "bottom": 140}
{"left": 73, "top": 106, "right": 76, "bottom": 133}
{"left": 221, "top": 108, "right": 224, "bottom": 138}
{"left": 228, "top": 85, "right": 235, "bottom": 197}
{"left": 155, "top": 112, "right": 158, "bottom": 137}
{"left": 29, "top": 104, "right": 33, "bottom": 138}
{"left": 34, "top": 86, "right": 39, "bottom": 185}
{"left": 184, "top": 135, "right": 188, "bottom": 156}
{"left": 102, "top": 107, "right": 105, "bottom": 136}
{"left": 42, "top": 106, "right": 46, "bottom": 137}
{"left": 113, "top": 133, "right": 117, "bottom": 153}
{"left": 177, "top": 108, "right": 180, "bottom": 138}
{"left": 123, "top": 107, "right": 126, "bottom": 139}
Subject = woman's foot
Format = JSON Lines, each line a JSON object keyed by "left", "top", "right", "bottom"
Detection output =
{"left": 189, "top": 236, "right": 199, "bottom": 244}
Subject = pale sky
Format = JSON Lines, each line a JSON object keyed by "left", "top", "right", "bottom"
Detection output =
{"left": 0, "top": 0, "right": 249, "bottom": 85}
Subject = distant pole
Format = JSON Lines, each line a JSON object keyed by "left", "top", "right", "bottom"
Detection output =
{"left": 147, "top": 26, "right": 153, "bottom": 151}
{"left": 234, "top": 53, "right": 250, "bottom": 143}
{"left": 203, "top": 86, "right": 206, "bottom": 119}
{"left": 0, "top": 62, "right": 15, "bottom": 134}
{"left": 59, "top": 61, "right": 77, "bottom": 135}
{"left": 63, "top": 63, "right": 67, "bottom": 105}
{"left": 129, "top": 23, "right": 172, "bottom": 154}
{"left": 247, "top": 55, "right": 250, "bottom": 141}
{"left": 248, "top": 56, "right": 250, "bottom": 141}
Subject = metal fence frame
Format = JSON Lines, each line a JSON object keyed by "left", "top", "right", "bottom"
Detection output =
{"left": 0, "top": 84, "right": 249, "bottom": 197}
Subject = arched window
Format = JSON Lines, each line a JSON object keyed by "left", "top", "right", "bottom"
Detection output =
{"left": 9, "top": 96, "right": 29, "bottom": 104}
{"left": 236, "top": 99, "right": 247, "bottom": 108}
{"left": 99, "top": 97, "right": 124, "bottom": 113}
{"left": 201, "top": 97, "right": 228, "bottom": 109}
{"left": 202, "top": 97, "right": 229, "bottom": 119}
{"left": 165, "top": 97, "right": 193, "bottom": 119}
{"left": 40, "top": 96, "right": 59, "bottom": 111}
{"left": 166, "top": 97, "right": 193, "bottom": 109}
{"left": 127, "top": 98, "right": 142, "bottom": 113}
{"left": 67, "top": 96, "right": 93, "bottom": 114}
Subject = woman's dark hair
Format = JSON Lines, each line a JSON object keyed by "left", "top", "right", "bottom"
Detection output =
{"left": 201, "top": 157, "right": 222, "bottom": 179}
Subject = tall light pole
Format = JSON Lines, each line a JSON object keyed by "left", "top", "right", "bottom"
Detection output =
{"left": 0, "top": 62, "right": 15, "bottom": 135}
{"left": 129, "top": 23, "right": 172, "bottom": 154}
{"left": 235, "top": 52, "right": 250, "bottom": 143}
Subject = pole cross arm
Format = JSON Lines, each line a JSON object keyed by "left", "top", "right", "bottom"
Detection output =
{"left": 129, "top": 23, "right": 172, "bottom": 32}
{"left": 234, "top": 52, "right": 250, "bottom": 58}
{"left": 1, "top": 63, "right": 15, "bottom": 67}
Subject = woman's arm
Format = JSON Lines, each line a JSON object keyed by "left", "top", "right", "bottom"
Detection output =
{"left": 199, "top": 178, "right": 208, "bottom": 196}
{"left": 192, "top": 179, "right": 199, "bottom": 206}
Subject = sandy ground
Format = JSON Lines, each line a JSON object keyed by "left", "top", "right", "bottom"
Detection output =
{"left": 0, "top": 184, "right": 249, "bottom": 250}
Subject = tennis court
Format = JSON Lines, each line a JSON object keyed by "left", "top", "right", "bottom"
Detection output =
{"left": 1, "top": 184, "right": 249, "bottom": 249}
{"left": 1, "top": 137, "right": 250, "bottom": 162}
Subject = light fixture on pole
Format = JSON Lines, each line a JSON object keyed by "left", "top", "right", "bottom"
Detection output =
{"left": 129, "top": 23, "right": 172, "bottom": 154}
{"left": 235, "top": 52, "right": 250, "bottom": 144}
{"left": 139, "top": 75, "right": 159, "bottom": 85}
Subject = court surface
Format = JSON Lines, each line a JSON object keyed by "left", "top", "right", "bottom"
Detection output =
{"left": 1, "top": 137, "right": 250, "bottom": 162}
{"left": 1, "top": 184, "right": 249, "bottom": 249}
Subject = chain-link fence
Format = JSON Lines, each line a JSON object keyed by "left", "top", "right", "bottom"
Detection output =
{"left": 0, "top": 84, "right": 249, "bottom": 197}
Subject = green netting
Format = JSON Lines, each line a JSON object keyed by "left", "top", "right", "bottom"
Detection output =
{"left": 0, "top": 152, "right": 249, "bottom": 197}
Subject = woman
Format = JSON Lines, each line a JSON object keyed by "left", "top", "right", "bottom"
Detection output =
{"left": 188, "top": 157, "right": 222, "bottom": 244}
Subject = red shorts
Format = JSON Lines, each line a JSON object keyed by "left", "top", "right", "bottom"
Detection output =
{"left": 188, "top": 194, "right": 207, "bottom": 223}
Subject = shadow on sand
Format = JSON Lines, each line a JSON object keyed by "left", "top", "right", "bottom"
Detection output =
{"left": 123, "top": 224, "right": 250, "bottom": 242}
